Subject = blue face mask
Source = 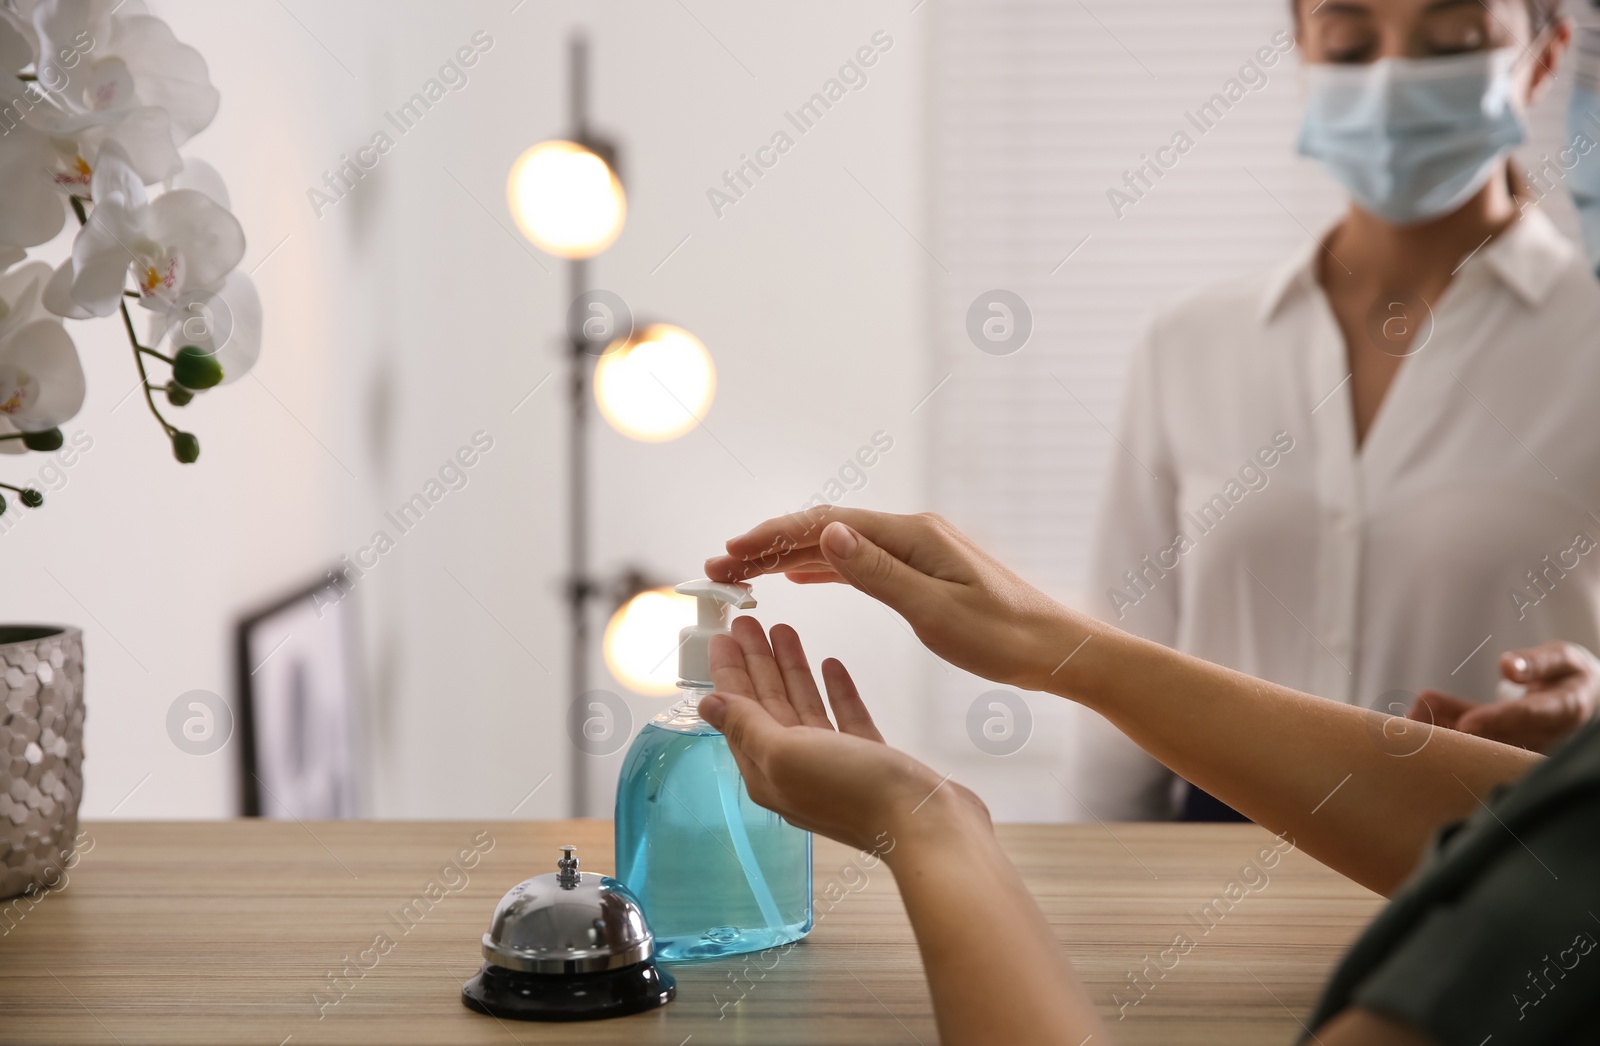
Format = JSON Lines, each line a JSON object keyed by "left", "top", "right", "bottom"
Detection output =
{"left": 1296, "top": 49, "right": 1526, "bottom": 226}
{"left": 1569, "top": 34, "right": 1600, "bottom": 277}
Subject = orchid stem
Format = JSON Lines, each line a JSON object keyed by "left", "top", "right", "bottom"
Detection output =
{"left": 120, "top": 299, "right": 176, "bottom": 437}
{"left": 71, "top": 195, "right": 180, "bottom": 441}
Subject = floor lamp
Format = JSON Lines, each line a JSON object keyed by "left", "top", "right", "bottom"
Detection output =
{"left": 507, "top": 32, "right": 717, "bottom": 816}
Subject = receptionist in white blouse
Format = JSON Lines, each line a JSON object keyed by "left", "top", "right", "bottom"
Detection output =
{"left": 1076, "top": 0, "right": 1600, "bottom": 821}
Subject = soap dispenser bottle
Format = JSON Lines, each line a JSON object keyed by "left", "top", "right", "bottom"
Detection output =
{"left": 614, "top": 580, "right": 813, "bottom": 961}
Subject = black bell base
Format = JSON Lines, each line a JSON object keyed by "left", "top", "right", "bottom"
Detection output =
{"left": 461, "top": 959, "right": 676, "bottom": 1022}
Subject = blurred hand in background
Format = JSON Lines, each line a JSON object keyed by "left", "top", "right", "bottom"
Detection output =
{"left": 1408, "top": 641, "right": 1600, "bottom": 752}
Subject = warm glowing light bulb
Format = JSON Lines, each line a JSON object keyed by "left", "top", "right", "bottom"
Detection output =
{"left": 594, "top": 324, "right": 715, "bottom": 442}
{"left": 603, "top": 588, "right": 697, "bottom": 696}
{"left": 506, "top": 140, "right": 626, "bottom": 259}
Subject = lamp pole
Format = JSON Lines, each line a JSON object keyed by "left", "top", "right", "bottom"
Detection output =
{"left": 567, "top": 32, "right": 594, "bottom": 818}
{"left": 510, "top": 34, "right": 643, "bottom": 816}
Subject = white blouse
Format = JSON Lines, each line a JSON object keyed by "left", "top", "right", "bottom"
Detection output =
{"left": 1073, "top": 210, "right": 1600, "bottom": 821}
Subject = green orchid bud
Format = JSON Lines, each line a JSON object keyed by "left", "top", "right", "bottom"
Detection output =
{"left": 21, "top": 428, "right": 63, "bottom": 451}
{"left": 20, "top": 489, "right": 42, "bottom": 508}
{"left": 167, "top": 384, "right": 194, "bottom": 406}
{"left": 173, "top": 346, "right": 224, "bottom": 390}
{"left": 172, "top": 431, "right": 200, "bottom": 463}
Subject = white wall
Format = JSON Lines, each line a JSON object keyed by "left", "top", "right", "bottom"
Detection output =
{"left": 11, "top": 0, "right": 936, "bottom": 821}
{"left": 23, "top": 1, "right": 1586, "bottom": 826}
{"left": 363, "top": 0, "right": 934, "bottom": 819}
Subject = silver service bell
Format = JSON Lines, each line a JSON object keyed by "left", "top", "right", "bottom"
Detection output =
{"left": 461, "top": 846, "right": 676, "bottom": 1021}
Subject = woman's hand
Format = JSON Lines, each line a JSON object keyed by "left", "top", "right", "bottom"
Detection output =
{"left": 1408, "top": 641, "right": 1600, "bottom": 752}
{"left": 704, "top": 617, "right": 1105, "bottom": 1046}
{"left": 704, "top": 507, "right": 1091, "bottom": 695}
{"left": 699, "top": 616, "right": 989, "bottom": 856}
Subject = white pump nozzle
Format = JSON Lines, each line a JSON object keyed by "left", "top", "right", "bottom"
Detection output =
{"left": 675, "top": 579, "right": 756, "bottom": 686}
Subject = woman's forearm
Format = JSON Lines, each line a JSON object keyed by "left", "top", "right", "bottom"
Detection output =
{"left": 710, "top": 507, "right": 1542, "bottom": 893}
{"left": 1044, "top": 614, "right": 1540, "bottom": 895}
{"left": 885, "top": 789, "right": 1107, "bottom": 1046}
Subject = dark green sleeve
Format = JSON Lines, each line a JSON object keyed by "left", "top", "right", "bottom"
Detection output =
{"left": 1349, "top": 793, "right": 1600, "bottom": 1045}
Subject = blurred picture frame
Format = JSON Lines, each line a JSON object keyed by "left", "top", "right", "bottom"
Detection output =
{"left": 235, "top": 571, "right": 365, "bottom": 819}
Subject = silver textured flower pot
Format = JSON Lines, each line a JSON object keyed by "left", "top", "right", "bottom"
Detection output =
{"left": 0, "top": 626, "right": 85, "bottom": 902}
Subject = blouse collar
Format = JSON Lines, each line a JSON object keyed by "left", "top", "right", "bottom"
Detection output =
{"left": 1257, "top": 206, "right": 1579, "bottom": 322}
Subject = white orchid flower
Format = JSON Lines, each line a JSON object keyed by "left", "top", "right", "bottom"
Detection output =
{"left": 0, "top": 79, "right": 70, "bottom": 248}
{"left": 141, "top": 160, "right": 260, "bottom": 384}
{"left": 22, "top": 0, "right": 219, "bottom": 186}
{"left": 163, "top": 154, "right": 229, "bottom": 206}
{"left": 0, "top": 260, "right": 86, "bottom": 432}
{"left": 44, "top": 143, "right": 244, "bottom": 319}
{"left": 0, "top": 4, "right": 37, "bottom": 78}
{"left": 148, "top": 268, "right": 262, "bottom": 385}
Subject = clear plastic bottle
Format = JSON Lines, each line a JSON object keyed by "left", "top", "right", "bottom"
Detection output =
{"left": 613, "top": 581, "right": 812, "bottom": 961}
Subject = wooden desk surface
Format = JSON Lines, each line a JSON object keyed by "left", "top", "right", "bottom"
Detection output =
{"left": 0, "top": 820, "right": 1382, "bottom": 1045}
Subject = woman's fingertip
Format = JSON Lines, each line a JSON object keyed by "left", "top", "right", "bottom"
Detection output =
{"left": 822, "top": 521, "right": 860, "bottom": 559}
{"left": 700, "top": 694, "right": 727, "bottom": 725}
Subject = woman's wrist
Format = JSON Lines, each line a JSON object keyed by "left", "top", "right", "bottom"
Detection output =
{"left": 1020, "top": 601, "right": 1114, "bottom": 707}
{"left": 880, "top": 779, "right": 994, "bottom": 874}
